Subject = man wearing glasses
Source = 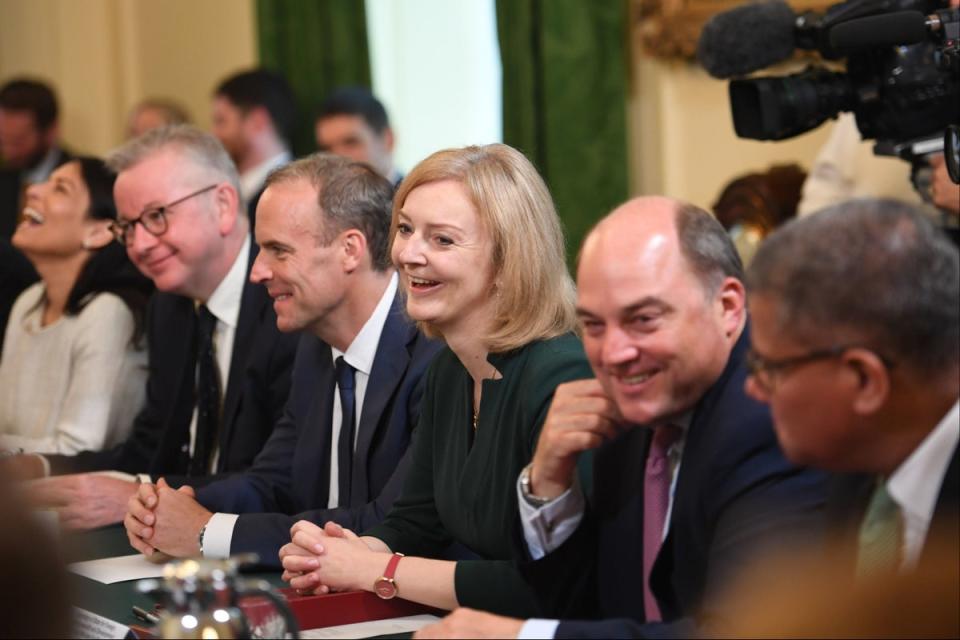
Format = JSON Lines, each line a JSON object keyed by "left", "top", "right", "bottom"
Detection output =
{"left": 2, "top": 125, "right": 298, "bottom": 530}
{"left": 744, "top": 198, "right": 959, "bottom": 578}
{"left": 415, "top": 197, "right": 828, "bottom": 638}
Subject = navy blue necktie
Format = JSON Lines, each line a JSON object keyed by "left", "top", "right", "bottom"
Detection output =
{"left": 189, "top": 305, "right": 221, "bottom": 476}
{"left": 335, "top": 356, "right": 356, "bottom": 506}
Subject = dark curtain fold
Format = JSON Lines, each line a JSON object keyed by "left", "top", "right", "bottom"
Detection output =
{"left": 497, "top": 0, "right": 629, "bottom": 264}
{"left": 256, "top": 0, "right": 372, "bottom": 157}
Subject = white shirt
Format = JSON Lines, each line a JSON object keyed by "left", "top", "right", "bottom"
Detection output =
{"left": 202, "top": 273, "right": 398, "bottom": 559}
{"left": 887, "top": 399, "right": 959, "bottom": 570}
{"left": 517, "top": 416, "right": 690, "bottom": 640}
{"left": 0, "top": 285, "right": 147, "bottom": 454}
{"left": 238, "top": 151, "right": 291, "bottom": 206}
{"left": 23, "top": 147, "right": 63, "bottom": 185}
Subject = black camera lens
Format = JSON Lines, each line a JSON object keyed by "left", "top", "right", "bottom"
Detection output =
{"left": 945, "top": 125, "right": 960, "bottom": 184}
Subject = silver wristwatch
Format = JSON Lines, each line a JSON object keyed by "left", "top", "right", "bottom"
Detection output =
{"left": 519, "top": 463, "right": 552, "bottom": 508}
{"left": 197, "top": 524, "right": 207, "bottom": 557}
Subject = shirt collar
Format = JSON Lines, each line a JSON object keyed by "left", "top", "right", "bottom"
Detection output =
{"left": 887, "top": 399, "right": 960, "bottom": 525}
{"left": 331, "top": 272, "right": 398, "bottom": 377}
{"left": 23, "top": 147, "right": 63, "bottom": 184}
{"left": 202, "top": 235, "right": 250, "bottom": 329}
{"left": 239, "top": 151, "right": 292, "bottom": 203}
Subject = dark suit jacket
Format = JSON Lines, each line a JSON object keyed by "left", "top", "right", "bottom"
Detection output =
{"left": 524, "top": 328, "right": 830, "bottom": 639}
{"left": 46, "top": 242, "right": 297, "bottom": 478}
{"left": 0, "top": 238, "right": 38, "bottom": 355}
{"left": 195, "top": 293, "right": 442, "bottom": 567}
{"left": 246, "top": 186, "right": 264, "bottom": 232}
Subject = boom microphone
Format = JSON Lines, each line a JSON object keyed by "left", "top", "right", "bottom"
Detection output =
{"left": 697, "top": 0, "right": 798, "bottom": 79}
{"left": 830, "top": 11, "right": 930, "bottom": 49}
{"left": 829, "top": 8, "right": 959, "bottom": 50}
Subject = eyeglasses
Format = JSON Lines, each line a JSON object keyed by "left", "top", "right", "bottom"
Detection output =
{"left": 746, "top": 345, "right": 894, "bottom": 395}
{"left": 747, "top": 346, "right": 849, "bottom": 395}
{"left": 110, "top": 184, "right": 218, "bottom": 245}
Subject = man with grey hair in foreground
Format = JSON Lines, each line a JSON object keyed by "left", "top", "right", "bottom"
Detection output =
{"left": 123, "top": 153, "right": 441, "bottom": 566}
{"left": 2, "top": 125, "right": 297, "bottom": 529}
{"left": 742, "top": 198, "right": 958, "bottom": 579}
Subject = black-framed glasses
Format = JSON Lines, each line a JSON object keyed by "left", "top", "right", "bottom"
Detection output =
{"left": 110, "top": 184, "right": 218, "bottom": 245}
{"left": 747, "top": 345, "right": 896, "bottom": 394}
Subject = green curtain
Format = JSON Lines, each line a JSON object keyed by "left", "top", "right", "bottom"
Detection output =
{"left": 256, "top": 0, "right": 371, "bottom": 157}
{"left": 497, "top": 0, "right": 629, "bottom": 265}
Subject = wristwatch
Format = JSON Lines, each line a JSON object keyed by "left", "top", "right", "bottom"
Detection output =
{"left": 519, "top": 463, "right": 552, "bottom": 508}
{"left": 373, "top": 552, "right": 404, "bottom": 599}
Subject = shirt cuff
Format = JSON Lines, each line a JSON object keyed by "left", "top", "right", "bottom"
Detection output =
{"left": 517, "top": 474, "right": 585, "bottom": 560}
{"left": 203, "top": 513, "right": 240, "bottom": 559}
{"left": 38, "top": 454, "right": 51, "bottom": 478}
{"left": 518, "top": 619, "right": 560, "bottom": 639}
{"left": 91, "top": 470, "right": 138, "bottom": 483}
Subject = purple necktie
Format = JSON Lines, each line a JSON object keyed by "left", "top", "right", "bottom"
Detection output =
{"left": 642, "top": 424, "right": 682, "bottom": 622}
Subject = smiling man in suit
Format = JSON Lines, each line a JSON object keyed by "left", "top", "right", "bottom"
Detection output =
{"left": 3, "top": 125, "right": 298, "bottom": 529}
{"left": 124, "top": 153, "right": 441, "bottom": 566}
{"left": 415, "top": 197, "right": 827, "bottom": 639}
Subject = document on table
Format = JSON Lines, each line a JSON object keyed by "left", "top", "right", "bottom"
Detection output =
{"left": 69, "top": 554, "right": 166, "bottom": 584}
{"left": 300, "top": 614, "right": 441, "bottom": 639}
{"left": 72, "top": 607, "right": 131, "bottom": 639}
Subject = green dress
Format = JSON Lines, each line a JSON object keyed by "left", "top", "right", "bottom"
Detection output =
{"left": 365, "top": 332, "right": 593, "bottom": 616}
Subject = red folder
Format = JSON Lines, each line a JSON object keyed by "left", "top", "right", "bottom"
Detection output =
{"left": 241, "top": 588, "right": 445, "bottom": 631}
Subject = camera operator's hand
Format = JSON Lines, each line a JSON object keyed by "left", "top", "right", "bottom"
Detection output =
{"left": 930, "top": 154, "right": 959, "bottom": 216}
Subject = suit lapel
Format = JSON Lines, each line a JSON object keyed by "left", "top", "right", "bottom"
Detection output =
{"left": 350, "top": 294, "right": 412, "bottom": 505}
{"left": 155, "top": 295, "right": 200, "bottom": 473}
{"left": 218, "top": 242, "right": 260, "bottom": 460}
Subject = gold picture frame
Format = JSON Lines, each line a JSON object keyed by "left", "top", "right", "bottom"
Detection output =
{"left": 633, "top": 0, "right": 835, "bottom": 61}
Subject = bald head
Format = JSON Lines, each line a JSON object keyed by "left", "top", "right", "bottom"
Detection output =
{"left": 581, "top": 196, "right": 743, "bottom": 297}
{"left": 575, "top": 196, "right": 746, "bottom": 426}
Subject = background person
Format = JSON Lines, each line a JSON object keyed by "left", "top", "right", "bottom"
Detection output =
{"left": 126, "top": 98, "right": 191, "bottom": 140}
{"left": 315, "top": 86, "right": 400, "bottom": 185}
{"left": 0, "top": 78, "right": 72, "bottom": 239}
{"left": 280, "top": 144, "right": 593, "bottom": 617}
{"left": 0, "top": 157, "right": 152, "bottom": 455}
{"left": 211, "top": 68, "right": 296, "bottom": 226}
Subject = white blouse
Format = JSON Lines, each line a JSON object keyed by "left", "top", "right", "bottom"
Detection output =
{"left": 0, "top": 283, "right": 148, "bottom": 455}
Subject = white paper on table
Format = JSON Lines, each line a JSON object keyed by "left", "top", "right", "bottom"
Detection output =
{"left": 300, "top": 614, "right": 441, "bottom": 639}
{"left": 69, "top": 553, "right": 166, "bottom": 584}
{"left": 72, "top": 607, "right": 131, "bottom": 639}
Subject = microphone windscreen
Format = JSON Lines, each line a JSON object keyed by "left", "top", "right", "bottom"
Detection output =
{"left": 829, "top": 11, "right": 928, "bottom": 50}
{"left": 697, "top": 0, "right": 797, "bottom": 79}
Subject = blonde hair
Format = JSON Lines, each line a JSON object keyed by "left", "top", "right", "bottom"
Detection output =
{"left": 392, "top": 144, "right": 577, "bottom": 352}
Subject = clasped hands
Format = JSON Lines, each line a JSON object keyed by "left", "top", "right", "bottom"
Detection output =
{"left": 124, "top": 478, "right": 212, "bottom": 558}
{"left": 279, "top": 521, "right": 390, "bottom": 595}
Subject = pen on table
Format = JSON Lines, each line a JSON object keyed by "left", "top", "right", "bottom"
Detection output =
{"left": 132, "top": 605, "right": 161, "bottom": 625}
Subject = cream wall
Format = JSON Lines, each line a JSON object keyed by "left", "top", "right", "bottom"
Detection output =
{"left": 0, "top": 0, "right": 257, "bottom": 156}
{"left": 1, "top": 0, "right": 833, "bottom": 206}
{"left": 628, "top": 55, "right": 834, "bottom": 210}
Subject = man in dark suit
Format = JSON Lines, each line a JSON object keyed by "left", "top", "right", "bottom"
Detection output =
{"left": 211, "top": 68, "right": 296, "bottom": 229}
{"left": 5, "top": 125, "right": 297, "bottom": 530}
{"left": 0, "top": 78, "right": 73, "bottom": 239}
{"left": 123, "top": 153, "right": 440, "bottom": 567}
{"left": 743, "top": 199, "right": 958, "bottom": 579}
{"left": 415, "top": 197, "right": 827, "bottom": 638}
